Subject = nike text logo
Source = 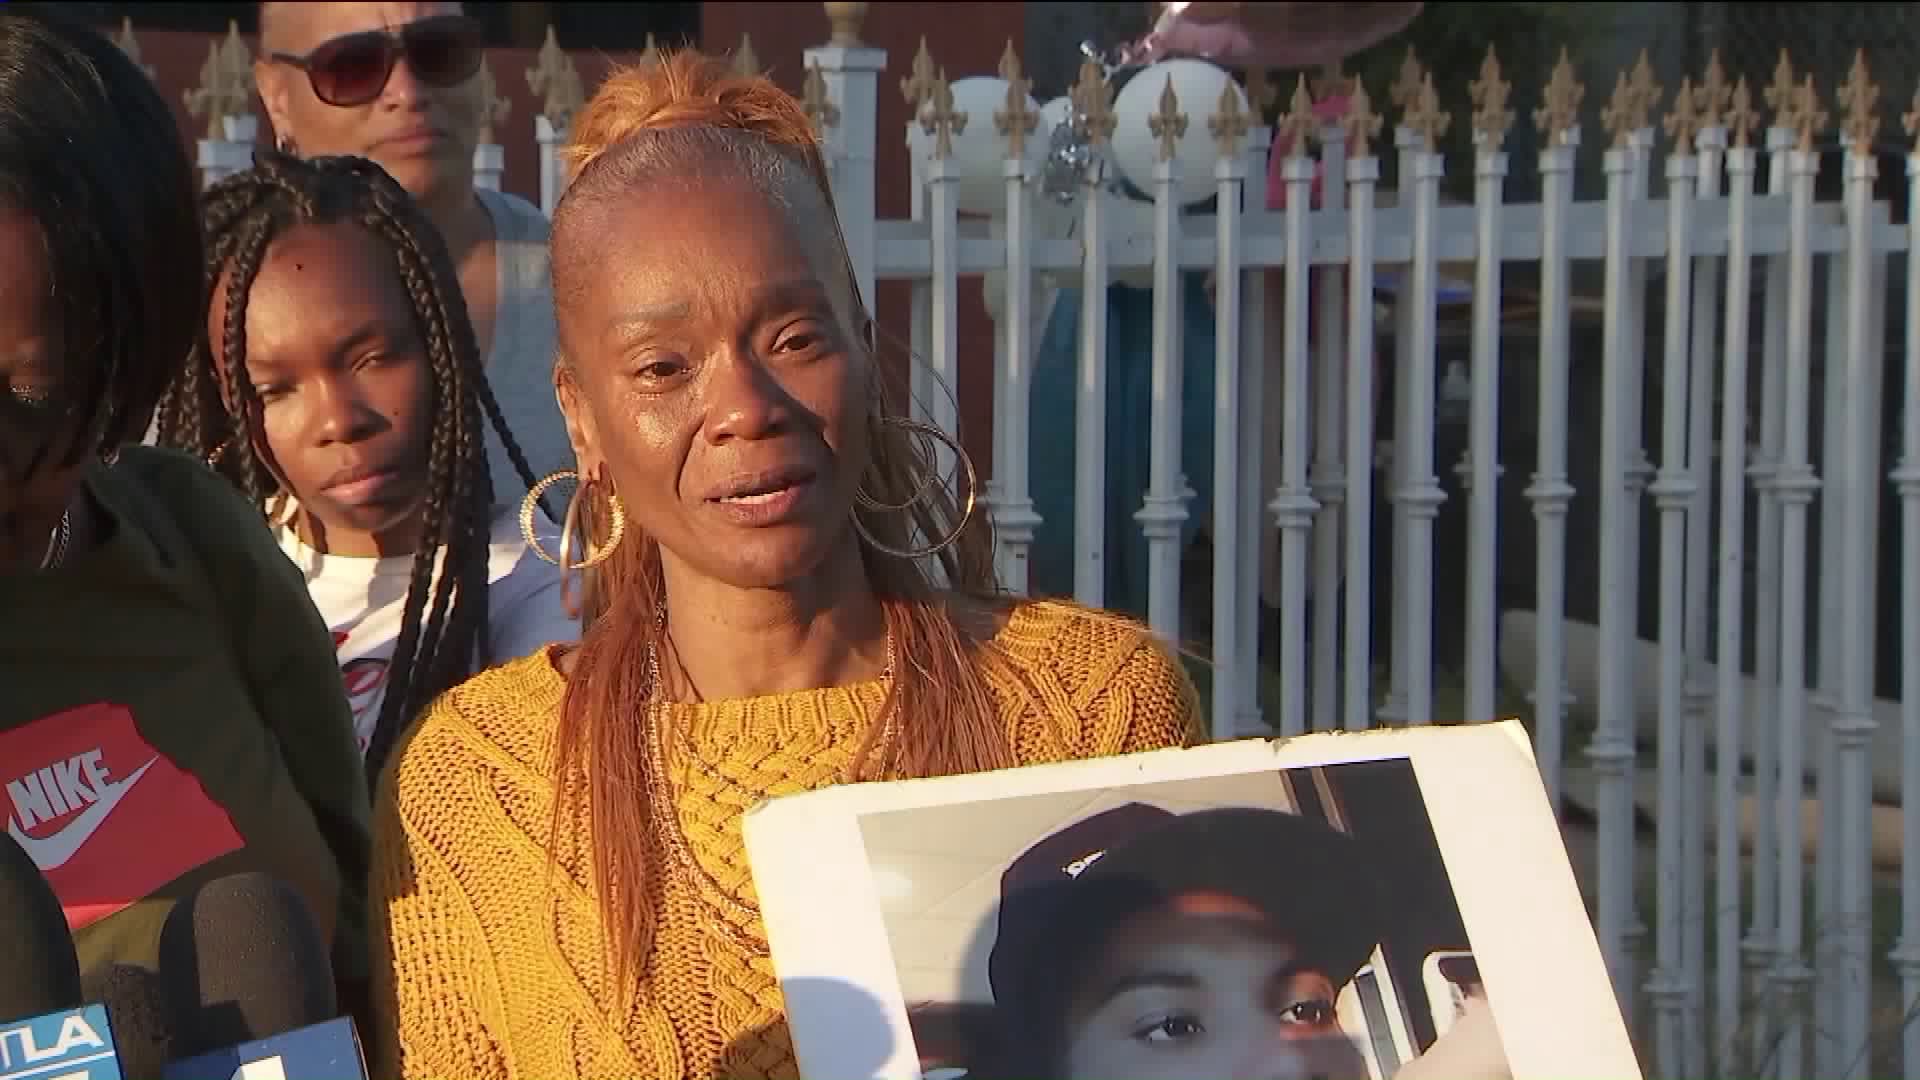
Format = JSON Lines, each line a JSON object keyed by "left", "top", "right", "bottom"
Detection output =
{"left": 6, "top": 756, "right": 159, "bottom": 870}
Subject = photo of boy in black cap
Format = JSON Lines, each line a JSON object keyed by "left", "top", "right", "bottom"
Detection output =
{"left": 885, "top": 763, "right": 1511, "bottom": 1080}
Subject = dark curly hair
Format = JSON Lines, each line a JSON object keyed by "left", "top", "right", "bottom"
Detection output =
{"left": 155, "top": 151, "right": 539, "bottom": 783}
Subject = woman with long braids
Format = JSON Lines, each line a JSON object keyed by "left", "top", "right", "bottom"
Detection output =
{"left": 156, "top": 152, "right": 577, "bottom": 782}
{"left": 0, "top": 8, "right": 368, "bottom": 997}
{"left": 367, "top": 50, "right": 1202, "bottom": 1080}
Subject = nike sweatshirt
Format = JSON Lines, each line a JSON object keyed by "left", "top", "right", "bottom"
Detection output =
{"left": 0, "top": 447, "right": 372, "bottom": 986}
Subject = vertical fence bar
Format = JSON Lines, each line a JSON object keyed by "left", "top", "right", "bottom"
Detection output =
{"left": 1714, "top": 90, "right": 1758, "bottom": 1076}
{"left": 1140, "top": 80, "right": 1191, "bottom": 640}
{"left": 1830, "top": 61, "right": 1882, "bottom": 1077}
{"left": 1464, "top": 53, "right": 1512, "bottom": 724}
{"left": 1682, "top": 108, "right": 1728, "bottom": 1078}
{"left": 1072, "top": 62, "right": 1116, "bottom": 606}
{"left": 1745, "top": 119, "right": 1795, "bottom": 1042}
{"left": 1343, "top": 95, "right": 1384, "bottom": 731}
{"left": 991, "top": 51, "right": 1043, "bottom": 596}
{"left": 1210, "top": 84, "right": 1252, "bottom": 740}
{"left": 1530, "top": 55, "right": 1584, "bottom": 812}
{"left": 1312, "top": 102, "right": 1349, "bottom": 732}
{"left": 1400, "top": 77, "right": 1450, "bottom": 727}
{"left": 1593, "top": 81, "right": 1641, "bottom": 1008}
{"left": 1892, "top": 118, "right": 1920, "bottom": 1080}
{"left": 1770, "top": 113, "right": 1822, "bottom": 1080}
{"left": 1647, "top": 83, "right": 1702, "bottom": 1079}
{"left": 1273, "top": 79, "right": 1320, "bottom": 739}
{"left": 1236, "top": 118, "right": 1273, "bottom": 739}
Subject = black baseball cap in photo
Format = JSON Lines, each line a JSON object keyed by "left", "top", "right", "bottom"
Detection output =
{"left": 986, "top": 802, "right": 1388, "bottom": 1021}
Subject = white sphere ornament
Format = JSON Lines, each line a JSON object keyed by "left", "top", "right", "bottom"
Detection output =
{"left": 1109, "top": 58, "right": 1246, "bottom": 206}
{"left": 906, "top": 76, "right": 1045, "bottom": 217}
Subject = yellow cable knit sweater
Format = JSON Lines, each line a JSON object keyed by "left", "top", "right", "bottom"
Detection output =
{"left": 367, "top": 599, "right": 1202, "bottom": 1080}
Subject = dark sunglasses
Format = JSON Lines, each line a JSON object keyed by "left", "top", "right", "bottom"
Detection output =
{"left": 268, "top": 14, "right": 484, "bottom": 108}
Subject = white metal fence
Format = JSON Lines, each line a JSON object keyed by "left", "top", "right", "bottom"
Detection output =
{"left": 172, "top": 15, "right": 1920, "bottom": 1080}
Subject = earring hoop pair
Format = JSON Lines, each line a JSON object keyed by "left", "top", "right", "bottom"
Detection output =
{"left": 515, "top": 416, "right": 975, "bottom": 571}
{"left": 852, "top": 416, "right": 979, "bottom": 561}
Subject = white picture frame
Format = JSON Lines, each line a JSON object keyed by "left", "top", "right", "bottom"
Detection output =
{"left": 744, "top": 720, "right": 1639, "bottom": 1080}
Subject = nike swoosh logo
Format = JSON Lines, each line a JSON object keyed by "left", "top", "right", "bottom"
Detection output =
{"left": 7, "top": 757, "right": 159, "bottom": 871}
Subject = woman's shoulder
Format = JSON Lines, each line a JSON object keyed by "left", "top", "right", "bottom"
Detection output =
{"left": 988, "top": 597, "right": 1175, "bottom": 679}
{"left": 978, "top": 596, "right": 1203, "bottom": 756}
{"left": 389, "top": 649, "right": 567, "bottom": 786}
{"left": 101, "top": 447, "right": 287, "bottom": 571}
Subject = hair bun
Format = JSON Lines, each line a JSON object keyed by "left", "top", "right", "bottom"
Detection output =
{"left": 562, "top": 49, "right": 829, "bottom": 189}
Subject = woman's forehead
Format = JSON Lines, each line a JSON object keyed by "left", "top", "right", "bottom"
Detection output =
{"left": 557, "top": 180, "right": 855, "bottom": 327}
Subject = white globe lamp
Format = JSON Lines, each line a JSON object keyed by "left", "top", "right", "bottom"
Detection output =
{"left": 1108, "top": 58, "right": 1246, "bottom": 206}
{"left": 906, "top": 76, "right": 1045, "bottom": 217}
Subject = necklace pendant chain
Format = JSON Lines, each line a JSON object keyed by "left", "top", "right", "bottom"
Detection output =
{"left": 38, "top": 508, "right": 73, "bottom": 572}
{"left": 640, "top": 610, "right": 898, "bottom": 954}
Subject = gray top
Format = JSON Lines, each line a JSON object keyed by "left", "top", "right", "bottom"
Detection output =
{"left": 475, "top": 186, "right": 574, "bottom": 511}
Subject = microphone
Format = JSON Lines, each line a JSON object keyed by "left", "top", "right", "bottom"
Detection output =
{"left": 0, "top": 832, "right": 124, "bottom": 1080}
{"left": 0, "top": 830, "right": 81, "bottom": 1017}
{"left": 83, "top": 966, "right": 176, "bottom": 1080}
{"left": 153, "top": 875, "right": 366, "bottom": 1080}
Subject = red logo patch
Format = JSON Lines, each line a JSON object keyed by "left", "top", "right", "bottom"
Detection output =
{"left": 1, "top": 703, "right": 244, "bottom": 930}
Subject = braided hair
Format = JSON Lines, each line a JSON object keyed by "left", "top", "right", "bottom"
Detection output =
{"left": 155, "top": 151, "right": 541, "bottom": 783}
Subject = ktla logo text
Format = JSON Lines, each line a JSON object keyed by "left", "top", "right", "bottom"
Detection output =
{"left": 0, "top": 1006, "right": 116, "bottom": 1080}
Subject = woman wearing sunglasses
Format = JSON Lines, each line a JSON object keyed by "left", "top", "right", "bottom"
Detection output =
{"left": 254, "top": 2, "right": 574, "bottom": 516}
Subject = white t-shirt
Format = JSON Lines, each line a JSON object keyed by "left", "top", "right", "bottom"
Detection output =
{"left": 275, "top": 504, "right": 578, "bottom": 756}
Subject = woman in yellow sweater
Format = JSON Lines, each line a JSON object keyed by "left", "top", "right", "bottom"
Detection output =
{"left": 366, "top": 49, "right": 1203, "bottom": 1080}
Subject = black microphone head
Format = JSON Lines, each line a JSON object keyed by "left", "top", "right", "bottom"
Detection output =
{"left": 0, "top": 830, "right": 81, "bottom": 1019}
{"left": 82, "top": 964, "right": 176, "bottom": 1080}
{"left": 156, "top": 873, "right": 335, "bottom": 1056}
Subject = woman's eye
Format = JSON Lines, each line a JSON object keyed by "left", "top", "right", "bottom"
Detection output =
{"left": 774, "top": 323, "right": 829, "bottom": 354}
{"left": 631, "top": 353, "right": 692, "bottom": 382}
{"left": 1135, "top": 1015, "right": 1204, "bottom": 1043}
{"left": 3, "top": 385, "right": 72, "bottom": 426}
{"left": 1279, "top": 998, "right": 1336, "bottom": 1027}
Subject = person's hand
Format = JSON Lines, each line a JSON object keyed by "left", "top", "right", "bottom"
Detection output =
{"left": 1395, "top": 992, "right": 1511, "bottom": 1080}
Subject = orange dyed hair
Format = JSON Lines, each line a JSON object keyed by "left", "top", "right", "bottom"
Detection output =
{"left": 563, "top": 49, "right": 834, "bottom": 195}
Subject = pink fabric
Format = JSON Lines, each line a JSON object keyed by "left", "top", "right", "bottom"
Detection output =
{"left": 1265, "top": 94, "right": 1351, "bottom": 211}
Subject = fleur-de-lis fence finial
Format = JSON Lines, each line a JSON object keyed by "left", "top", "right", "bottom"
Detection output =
{"left": 1698, "top": 49, "right": 1733, "bottom": 130}
{"left": 184, "top": 21, "right": 255, "bottom": 141}
{"left": 1404, "top": 73, "right": 1451, "bottom": 153}
{"left": 475, "top": 56, "right": 511, "bottom": 145}
{"left": 1279, "top": 75, "right": 1316, "bottom": 160}
{"left": 1211, "top": 79, "right": 1250, "bottom": 157}
{"left": 995, "top": 42, "right": 1038, "bottom": 158}
{"left": 1791, "top": 74, "right": 1827, "bottom": 154}
{"left": 731, "top": 33, "right": 761, "bottom": 78}
{"left": 1663, "top": 78, "right": 1702, "bottom": 153}
{"left": 1470, "top": 46, "right": 1512, "bottom": 148}
{"left": 1764, "top": 50, "right": 1798, "bottom": 133}
{"left": 1727, "top": 77, "right": 1760, "bottom": 150}
{"left": 1070, "top": 56, "right": 1117, "bottom": 147}
{"left": 115, "top": 17, "right": 156, "bottom": 81}
{"left": 1148, "top": 76, "right": 1189, "bottom": 162}
{"left": 801, "top": 62, "right": 840, "bottom": 135}
{"left": 1534, "top": 48, "right": 1584, "bottom": 141}
{"left": 526, "top": 26, "right": 585, "bottom": 129}
{"left": 1837, "top": 50, "right": 1880, "bottom": 157}
{"left": 922, "top": 68, "right": 968, "bottom": 160}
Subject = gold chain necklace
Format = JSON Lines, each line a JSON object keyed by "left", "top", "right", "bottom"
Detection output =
{"left": 640, "top": 615, "right": 899, "bottom": 953}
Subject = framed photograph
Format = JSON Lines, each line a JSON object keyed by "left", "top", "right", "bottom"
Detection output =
{"left": 744, "top": 720, "right": 1638, "bottom": 1080}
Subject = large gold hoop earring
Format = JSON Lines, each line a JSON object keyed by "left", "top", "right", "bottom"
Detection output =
{"left": 851, "top": 417, "right": 979, "bottom": 561}
{"left": 520, "top": 470, "right": 627, "bottom": 570}
{"left": 853, "top": 417, "right": 942, "bottom": 513}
